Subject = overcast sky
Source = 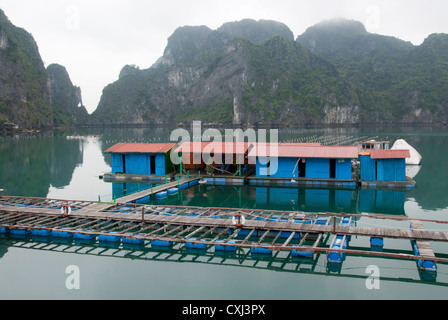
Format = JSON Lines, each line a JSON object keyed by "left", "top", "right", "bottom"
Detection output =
{"left": 2, "top": 0, "right": 448, "bottom": 113}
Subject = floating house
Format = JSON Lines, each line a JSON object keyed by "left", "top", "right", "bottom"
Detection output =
{"left": 105, "top": 143, "right": 176, "bottom": 176}
{"left": 248, "top": 143, "right": 359, "bottom": 181}
{"left": 173, "top": 142, "right": 250, "bottom": 174}
{"left": 359, "top": 149, "right": 411, "bottom": 186}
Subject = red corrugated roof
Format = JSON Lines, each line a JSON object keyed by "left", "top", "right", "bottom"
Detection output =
{"left": 248, "top": 144, "right": 359, "bottom": 159}
{"left": 105, "top": 143, "right": 176, "bottom": 154}
{"left": 370, "top": 149, "right": 410, "bottom": 159}
{"left": 174, "top": 142, "right": 250, "bottom": 154}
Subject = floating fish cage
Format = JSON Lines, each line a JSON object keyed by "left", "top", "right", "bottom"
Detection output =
{"left": 0, "top": 195, "right": 447, "bottom": 277}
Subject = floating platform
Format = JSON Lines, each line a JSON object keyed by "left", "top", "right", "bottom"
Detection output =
{"left": 247, "top": 176, "right": 358, "bottom": 188}
{"left": 0, "top": 195, "right": 447, "bottom": 275}
{"left": 102, "top": 171, "right": 415, "bottom": 190}
{"left": 103, "top": 172, "right": 175, "bottom": 183}
{"left": 360, "top": 177, "right": 416, "bottom": 189}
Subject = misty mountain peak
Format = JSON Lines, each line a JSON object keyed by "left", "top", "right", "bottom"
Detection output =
{"left": 217, "top": 19, "right": 295, "bottom": 44}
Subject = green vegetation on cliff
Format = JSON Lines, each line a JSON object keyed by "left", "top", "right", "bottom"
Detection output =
{"left": 0, "top": 9, "right": 52, "bottom": 128}
{"left": 297, "top": 18, "right": 448, "bottom": 123}
{"left": 0, "top": 9, "right": 89, "bottom": 129}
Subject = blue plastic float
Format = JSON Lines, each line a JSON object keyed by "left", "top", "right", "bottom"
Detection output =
{"left": 74, "top": 229, "right": 96, "bottom": 240}
{"left": 10, "top": 227, "right": 31, "bottom": 236}
{"left": 327, "top": 217, "right": 352, "bottom": 263}
{"left": 370, "top": 237, "right": 384, "bottom": 247}
{"left": 99, "top": 232, "right": 121, "bottom": 242}
{"left": 291, "top": 246, "right": 314, "bottom": 258}
{"left": 32, "top": 227, "right": 51, "bottom": 237}
{"left": 123, "top": 233, "right": 144, "bottom": 245}
{"left": 167, "top": 187, "right": 178, "bottom": 195}
{"left": 178, "top": 182, "right": 189, "bottom": 190}
{"left": 51, "top": 228, "right": 73, "bottom": 238}
{"left": 250, "top": 243, "right": 272, "bottom": 255}
{"left": 188, "top": 180, "right": 198, "bottom": 187}
{"left": 151, "top": 239, "right": 173, "bottom": 247}
{"left": 154, "top": 191, "right": 167, "bottom": 199}
{"left": 185, "top": 238, "right": 208, "bottom": 250}
{"left": 0, "top": 227, "right": 9, "bottom": 234}
{"left": 214, "top": 240, "right": 237, "bottom": 252}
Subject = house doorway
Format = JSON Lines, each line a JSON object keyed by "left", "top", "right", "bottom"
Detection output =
{"left": 298, "top": 158, "right": 306, "bottom": 178}
{"left": 150, "top": 155, "right": 156, "bottom": 175}
{"left": 330, "top": 159, "right": 336, "bottom": 179}
{"left": 122, "top": 155, "right": 126, "bottom": 174}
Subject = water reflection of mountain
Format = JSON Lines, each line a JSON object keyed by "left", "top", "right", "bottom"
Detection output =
{"left": 0, "top": 132, "right": 83, "bottom": 197}
{"left": 112, "top": 183, "right": 406, "bottom": 215}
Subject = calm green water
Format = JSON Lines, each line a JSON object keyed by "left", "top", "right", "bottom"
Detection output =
{"left": 1, "top": 126, "right": 448, "bottom": 300}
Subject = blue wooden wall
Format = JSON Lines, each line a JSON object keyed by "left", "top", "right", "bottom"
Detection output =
{"left": 111, "top": 153, "right": 167, "bottom": 175}
{"left": 256, "top": 157, "right": 352, "bottom": 180}
{"left": 306, "top": 158, "right": 329, "bottom": 179}
{"left": 256, "top": 157, "right": 298, "bottom": 178}
{"left": 335, "top": 159, "right": 352, "bottom": 180}
{"left": 360, "top": 155, "right": 406, "bottom": 182}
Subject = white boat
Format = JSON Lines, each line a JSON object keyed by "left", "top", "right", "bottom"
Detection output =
{"left": 391, "top": 139, "right": 422, "bottom": 165}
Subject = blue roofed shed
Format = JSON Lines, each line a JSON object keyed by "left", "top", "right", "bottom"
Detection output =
{"left": 360, "top": 149, "right": 410, "bottom": 182}
{"left": 248, "top": 143, "right": 359, "bottom": 180}
{"left": 105, "top": 143, "right": 176, "bottom": 175}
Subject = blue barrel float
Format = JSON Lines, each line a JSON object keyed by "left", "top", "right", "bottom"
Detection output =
{"left": 52, "top": 228, "right": 73, "bottom": 238}
{"left": 154, "top": 191, "right": 167, "bottom": 199}
{"left": 370, "top": 237, "right": 384, "bottom": 247}
{"left": 32, "top": 227, "right": 52, "bottom": 237}
{"left": 167, "top": 187, "right": 178, "bottom": 195}
{"left": 188, "top": 180, "right": 198, "bottom": 187}
{"left": 151, "top": 239, "right": 173, "bottom": 247}
{"left": 327, "top": 217, "right": 352, "bottom": 263}
{"left": 178, "top": 180, "right": 190, "bottom": 190}
{"left": 99, "top": 231, "right": 121, "bottom": 242}
{"left": 185, "top": 238, "right": 208, "bottom": 250}
{"left": 0, "top": 227, "right": 9, "bottom": 234}
{"left": 10, "top": 226, "right": 31, "bottom": 236}
{"left": 214, "top": 240, "right": 237, "bottom": 252}
{"left": 74, "top": 229, "right": 96, "bottom": 240}
{"left": 123, "top": 233, "right": 145, "bottom": 245}
{"left": 250, "top": 243, "right": 272, "bottom": 255}
{"left": 135, "top": 195, "right": 151, "bottom": 204}
{"left": 291, "top": 246, "right": 314, "bottom": 258}
{"left": 327, "top": 236, "right": 348, "bottom": 263}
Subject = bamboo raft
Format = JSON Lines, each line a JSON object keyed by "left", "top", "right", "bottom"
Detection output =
{"left": 1, "top": 195, "right": 448, "bottom": 272}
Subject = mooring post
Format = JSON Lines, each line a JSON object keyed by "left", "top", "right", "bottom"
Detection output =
{"left": 141, "top": 207, "right": 145, "bottom": 223}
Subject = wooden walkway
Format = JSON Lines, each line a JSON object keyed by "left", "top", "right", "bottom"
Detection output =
{"left": 411, "top": 220, "right": 437, "bottom": 266}
{"left": 1, "top": 195, "right": 448, "bottom": 269}
{"left": 80, "top": 177, "right": 199, "bottom": 213}
{"left": 115, "top": 177, "right": 198, "bottom": 204}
